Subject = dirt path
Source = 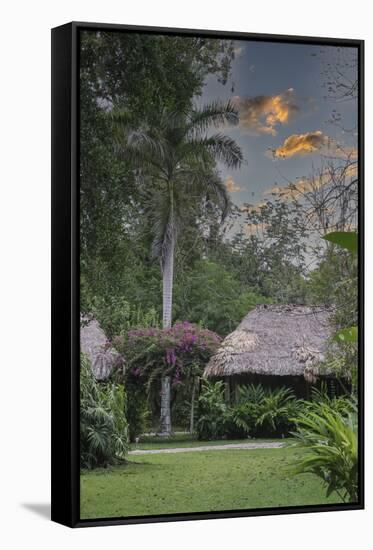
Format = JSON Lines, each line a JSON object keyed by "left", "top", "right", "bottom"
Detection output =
{"left": 129, "top": 441, "right": 285, "bottom": 455}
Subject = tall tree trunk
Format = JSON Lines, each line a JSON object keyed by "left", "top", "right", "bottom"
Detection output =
{"left": 162, "top": 235, "right": 174, "bottom": 329}
{"left": 159, "top": 235, "right": 174, "bottom": 435}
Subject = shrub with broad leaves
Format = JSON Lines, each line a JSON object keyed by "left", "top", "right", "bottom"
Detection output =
{"left": 291, "top": 398, "right": 358, "bottom": 503}
{"left": 198, "top": 382, "right": 302, "bottom": 440}
{"left": 80, "top": 354, "right": 129, "bottom": 469}
{"left": 196, "top": 380, "right": 228, "bottom": 440}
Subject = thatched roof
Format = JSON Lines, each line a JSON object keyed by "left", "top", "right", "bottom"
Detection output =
{"left": 204, "top": 305, "right": 333, "bottom": 382}
{"left": 80, "top": 318, "right": 122, "bottom": 380}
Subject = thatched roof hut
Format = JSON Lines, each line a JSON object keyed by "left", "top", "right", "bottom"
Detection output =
{"left": 204, "top": 305, "right": 333, "bottom": 389}
{"left": 80, "top": 318, "right": 122, "bottom": 380}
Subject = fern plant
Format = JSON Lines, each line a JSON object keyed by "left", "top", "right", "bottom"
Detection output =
{"left": 224, "top": 384, "right": 266, "bottom": 437}
{"left": 256, "top": 387, "right": 301, "bottom": 437}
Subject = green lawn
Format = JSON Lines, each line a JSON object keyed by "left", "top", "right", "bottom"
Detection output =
{"left": 80, "top": 446, "right": 342, "bottom": 519}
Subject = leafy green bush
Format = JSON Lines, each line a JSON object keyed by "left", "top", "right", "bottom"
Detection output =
{"left": 196, "top": 380, "right": 227, "bottom": 439}
{"left": 86, "top": 294, "right": 160, "bottom": 340}
{"left": 224, "top": 384, "right": 266, "bottom": 437}
{"left": 255, "top": 386, "right": 301, "bottom": 437}
{"left": 125, "top": 381, "right": 150, "bottom": 442}
{"left": 291, "top": 399, "right": 358, "bottom": 502}
{"left": 225, "top": 384, "right": 300, "bottom": 438}
{"left": 308, "top": 386, "right": 355, "bottom": 416}
{"left": 80, "top": 355, "right": 129, "bottom": 468}
{"left": 196, "top": 382, "right": 300, "bottom": 439}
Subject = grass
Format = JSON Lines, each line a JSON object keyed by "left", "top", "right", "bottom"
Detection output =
{"left": 80, "top": 445, "right": 342, "bottom": 519}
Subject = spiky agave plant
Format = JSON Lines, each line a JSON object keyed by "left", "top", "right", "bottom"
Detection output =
{"left": 291, "top": 400, "right": 358, "bottom": 503}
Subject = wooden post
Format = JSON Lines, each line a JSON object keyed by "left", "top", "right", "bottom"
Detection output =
{"left": 224, "top": 377, "right": 230, "bottom": 404}
{"left": 189, "top": 377, "right": 197, "bottom": 434}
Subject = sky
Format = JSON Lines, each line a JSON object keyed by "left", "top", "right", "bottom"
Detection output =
{"left": 199, "top": 40, "right": 358, "bottom": 221}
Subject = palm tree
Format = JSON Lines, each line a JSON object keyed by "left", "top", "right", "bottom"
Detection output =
{"left": 113, "top": 100, "right": 243, "bottom": 434}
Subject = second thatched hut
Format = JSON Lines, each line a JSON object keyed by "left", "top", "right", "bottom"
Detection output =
{"left": 203, "top": 304, "right": 341, "bottom": 400}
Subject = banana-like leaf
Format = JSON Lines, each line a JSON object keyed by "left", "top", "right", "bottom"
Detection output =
{"left": 333, "top": 326, "right": 358, "bottom": 343}
{"left": 323, "top": 231, "right": 358, "bottom": 254}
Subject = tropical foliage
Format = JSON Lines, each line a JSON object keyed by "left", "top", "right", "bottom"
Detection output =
{"left": 173, "top": 260, "right": 270, "bottom": 335}
{"left": 196, "top": 380, "right": 227, "bottom": 440}
{"left": 80, "top": 355, "right": 129, "bottom": 468}
{"left": 291, "top": 397, "right": 358, "bottom": 503}
{"left": 318, "top": 230, "right": 359, "bottom": 387}
{"left": 78, "top": 30, "right": 359, "bottom": 519}
{"left": 197, "top": 382, "right": 302, "bottom": 440}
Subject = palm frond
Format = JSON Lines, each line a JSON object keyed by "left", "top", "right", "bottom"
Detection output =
{"left": 188, "top": 100, "right": 239, "bottom": 136}
{"left": 175, "top": 168, "right": 231, "bottom": 220}
{"left": 190, "top": 133, "right": 244, "bottom": 169}
{"left": 160, "top": 106, "right": 191, "bottom": 131}
{"left": 205, "top": 174, "right": 231, "bottom": 221}
{"left": 109, "top": 109, "right": 166, "bottom": 164}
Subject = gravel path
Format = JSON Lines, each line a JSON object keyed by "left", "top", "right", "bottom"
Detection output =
{"left": 129, "top": 441, "right": 284, "bottom": 455}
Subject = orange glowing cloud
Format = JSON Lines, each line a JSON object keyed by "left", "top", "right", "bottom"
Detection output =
{"left": 224, "top": 176, "right": 243, "bottom": 193}
{"left": 272, "top": 131, "right": 328, "bottom": 158}
{"left": 233, "top": 89, "right": 299, "bottom": 135}
{"left": 271, "top": 131, "right": 358, "bottom": 159}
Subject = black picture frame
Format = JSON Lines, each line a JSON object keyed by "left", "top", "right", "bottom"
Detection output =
{"left": 51, "top": 21, "right": 365, "bottom": 528}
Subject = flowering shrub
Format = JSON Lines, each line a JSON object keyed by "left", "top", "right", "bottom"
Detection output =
{"left": 114, "top": 321, "right": 221, "bottom": 386}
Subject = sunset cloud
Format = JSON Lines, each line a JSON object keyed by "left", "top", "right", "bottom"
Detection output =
{"left": 233, "top": 89, "right": 299, "bottom": 135}
{"left": 270, "top": 131, "right": 358, "bottom": 159}
{"left": 272, "top": 131, "right": 328, "bottom": 158}
{"left": 242, "top": 201, "right": 268, "bottom": 213}
{"left": 224, "top": 176, "right": 243, "bottom": 193}
{"left": 264, "top": 175, "right": 328, "bottom": 201}
{"left": 265, "top": 153, "right": 358, "bottom": 202}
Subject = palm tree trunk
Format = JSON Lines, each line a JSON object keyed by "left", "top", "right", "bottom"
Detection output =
{"left": 159, "top": 236, "right": 174, "bottom": 435}
{"left": 162, "top": 236, "right": 174, "bottom": 329}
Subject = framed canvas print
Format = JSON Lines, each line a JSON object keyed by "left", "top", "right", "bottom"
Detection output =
{"left": 51, "top": 21, "right": 364, "bottom": 527}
